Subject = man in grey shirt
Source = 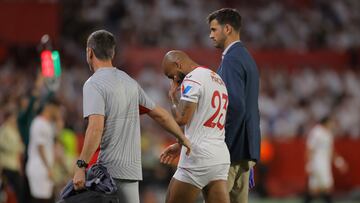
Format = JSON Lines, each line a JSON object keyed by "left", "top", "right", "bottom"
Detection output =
{"left": 72, "top": 30, "right": 191, "bottom": 203}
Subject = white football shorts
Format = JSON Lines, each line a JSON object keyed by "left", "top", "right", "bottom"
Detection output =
{"left": 173, "top": 164, "right": 230, "bottom": 189}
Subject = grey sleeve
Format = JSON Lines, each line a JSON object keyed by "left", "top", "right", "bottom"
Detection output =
{"left": 83, "top": 81, "right": 105, "bottom": 118}
{"left": 137, "top": 84, "right": 156, "bottom": 110}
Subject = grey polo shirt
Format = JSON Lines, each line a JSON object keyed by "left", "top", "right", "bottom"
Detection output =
{"left": 83, "top": 67, "right": 155, "bottom": 180}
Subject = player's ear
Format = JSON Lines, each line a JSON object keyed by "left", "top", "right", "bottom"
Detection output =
{"left": 87, "top": 47, "right": 94, "bottom": 59}
{"left": 224, "top": 24, "right": 232, "bottom": 35}
{"left": 175, "top": 61, "right": 181, "bottom": 70}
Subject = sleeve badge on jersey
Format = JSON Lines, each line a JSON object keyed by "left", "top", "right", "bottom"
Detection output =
{"left": 182, "top": 85, "right": 192, "bottom": 94}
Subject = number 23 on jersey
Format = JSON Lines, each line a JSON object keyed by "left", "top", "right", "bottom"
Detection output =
{"left": 203, "top": 90, "right": 228, "bottom": 130}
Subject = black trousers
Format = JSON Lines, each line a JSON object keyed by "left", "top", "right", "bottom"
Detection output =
{"left": 2, "top": 169, "right": 23, "bottom": 203}
{"left": 304, "top": 192, "right": 333, "bottom": 203}
{"left": 32, "top": 197, "right": 54, "bottom": 203}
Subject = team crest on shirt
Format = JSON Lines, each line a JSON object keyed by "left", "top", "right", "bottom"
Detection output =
{"left": 182, "top": 85, "right": 192, "bottom": 94}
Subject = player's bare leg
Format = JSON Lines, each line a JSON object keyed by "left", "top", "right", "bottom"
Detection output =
{"left": 202, "top": 180, "right": 229, "bottom": 203}
{"left": 166, "top": 178, "right": 201, "bottom": 203}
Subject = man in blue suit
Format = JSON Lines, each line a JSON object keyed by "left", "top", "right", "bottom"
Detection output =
{"left": 207, "top": 8, "right": 261, "bottom": 203}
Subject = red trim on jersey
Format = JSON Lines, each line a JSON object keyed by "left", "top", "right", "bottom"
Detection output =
{"left": 183, "top": 79, "right": 201, "bottom": 86}
{"left": 88, "top": 147, "right": 100, "bottom": 168}
{"left": 139, "top": 105, "right": 151, "bottom": 115}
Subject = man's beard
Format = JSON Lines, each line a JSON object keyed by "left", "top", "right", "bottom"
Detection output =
{"left": 214, "top": 35, "right": 226, "bottom": 50}
{"left": 175, "top": 71, "right": 186, "bottom": 84}
{"left": 215, "top": 40, "right": 225, "bottom": 50}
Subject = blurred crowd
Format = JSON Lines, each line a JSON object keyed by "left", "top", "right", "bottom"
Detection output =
{"left": 260, "top": 68, "right": 360, "bottom": 138}
{"left": 1, "top": 53, "right": 359, "bottom": 203}
{"left": 136, "top": 66, "right": 360, "bottom": 139}
{"left": 60, "top": 0, "right": 360, "bottom": 50}
{"left": 2, "top": 60, "right": 359, "bottom": 141}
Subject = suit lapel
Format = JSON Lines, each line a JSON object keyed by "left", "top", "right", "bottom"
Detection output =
{"left": 217, "top": 42, "right": 243, "bottom": 75}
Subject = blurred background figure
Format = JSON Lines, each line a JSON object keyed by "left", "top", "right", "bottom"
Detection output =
{"left": 255, "top": 136, "right": 275, "bottom": 198}
{"left": 305, "top": 116, "right": 348, "bottom": 203}
{"left": 0, "top": 105, "right": 25, "bottom": 203}
{"left": 17, "top": 71, "right": 46, "bottom": 151}
{"left": 0, "top": 0, "right": 360, "bottom": 203}
{"left": 26, "top": 100, "right": 63, "bottom": 203}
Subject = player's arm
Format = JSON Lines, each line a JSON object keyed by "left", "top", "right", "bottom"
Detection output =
{"left": 332, "top": 151, "right": 347, "bottom": 173}
{"left": 74, "top": 81, "right": 105, "bottom": 190}
{"left": 157, "top": 101, "right": 196, "bottom": 165}
{"left": 168, "top": 76, "right": 197, "bottom": 126}
{"left": 147, "top": 106, "right": 191, "bottom": 155}
{"left": 305, "top": 145, "right": 313, "bottom": 174}
{"left": 77, "top": 115, "right": 104, "bottom": 164}
{"left": 34, "top": 126, "right": 53, "bottom": 180}
{"left": 73, "top": 115, "right": 104, "bottom": 190}
{"left": 305, "top": 133, "right": 318, "bottom": 174}
{"left": 137, "top": 82, "right": 191, "bottom": 153}
{"left": 38, "top": 144, "right": 52, "bottom": 179}
{"left": 170, "top": 100, "right": 196, "bottom": 126}
{"left": 78, "top": 82, "right": 105, "bottom": 163}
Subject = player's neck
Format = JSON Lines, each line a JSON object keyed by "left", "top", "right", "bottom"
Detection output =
{"left": 40, "top": 112, "right": 52, "bottom": 122}
{"left": 93, "top": 60, "right": 114, "bottom": 72}
{"left": 223, "top": 34, "right": 240, "bottom": 51}
{"left": 188, "top": 62, "right": 200, "bottom": 73}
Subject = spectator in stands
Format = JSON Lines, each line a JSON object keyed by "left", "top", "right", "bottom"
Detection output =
{"left": 0, "top": 104, "right": 25, "bottom": 203}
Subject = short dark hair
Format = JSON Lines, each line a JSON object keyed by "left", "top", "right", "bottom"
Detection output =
{"left": 87, "top": 30, "right": 116, "bottom": 60}
{"left": 47, "top": 98, "right": 61, "bottom": 107}
{"left": 39, "top": 98, "right": 61, "bottom": 114}
{"left": 207, "top": 8, "right": 242, "bottom": 32}
{"left": 319, "top": 115, "right": 331, "bottom": 125}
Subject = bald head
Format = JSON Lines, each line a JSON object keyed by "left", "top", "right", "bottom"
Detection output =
{"left": 162, "top": 50, "right": 198, "bottom": 83}
{"left": 163, "top": 50, "right": 190, "bottom": 64}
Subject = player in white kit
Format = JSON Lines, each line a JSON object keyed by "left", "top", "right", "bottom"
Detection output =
{"left": 161, "top": 50, "right": 230, "bottom": 203}
{"left": 305, "top": 116, "right": 347, "bottom": 203}
{"left": 26, "top": 100, "right": 62, "bottom": 203}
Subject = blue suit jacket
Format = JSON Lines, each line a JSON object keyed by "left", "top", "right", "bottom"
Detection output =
{"left": 217, "top": 41, "right": 261, "bottom": 163}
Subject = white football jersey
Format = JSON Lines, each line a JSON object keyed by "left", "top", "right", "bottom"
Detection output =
{"left": 178, "top": 67, "right": 230, "bottom": 168}
{"left": 307, "top": 124, "right": 334, "bottom": 173}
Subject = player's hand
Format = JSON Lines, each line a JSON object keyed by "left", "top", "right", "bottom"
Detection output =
{"left": 47, "top": 169, "right": 54, "bottom": 182}
{"left": 337, "top": 161, "right": 348, "bottom": 174}
{"left": 334, "top": 156, "right": 348, "bottom": 174}
{"left": 339, "top": 163, "right": 348, "bottom": 174}
{"left": 73, "top": 168, "right": 86, "bottom": 190}
{"left": 160, "top": 143, "right": 182, "bottom": 165}
{"left": 168, "top": 76, "right": 180, "bottom": 102}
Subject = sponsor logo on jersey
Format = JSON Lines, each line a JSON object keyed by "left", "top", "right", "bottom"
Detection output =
{"left": 182, "top": 85, "right": 192, "bottom": 94}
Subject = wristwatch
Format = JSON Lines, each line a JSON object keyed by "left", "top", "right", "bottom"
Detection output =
{"left": 76, "top": 159, "right": 88, "bottom": 169}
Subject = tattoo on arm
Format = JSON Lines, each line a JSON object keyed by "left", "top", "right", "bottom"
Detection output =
{"left": 179, "top": 101, "right": 190, "bottom": 117}
{"left": 172, "top": 100, "right": 195, "bottom": 125}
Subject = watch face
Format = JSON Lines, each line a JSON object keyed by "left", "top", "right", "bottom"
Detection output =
{"left": 77, "top": 160, "right": 87, "bottom": 168}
